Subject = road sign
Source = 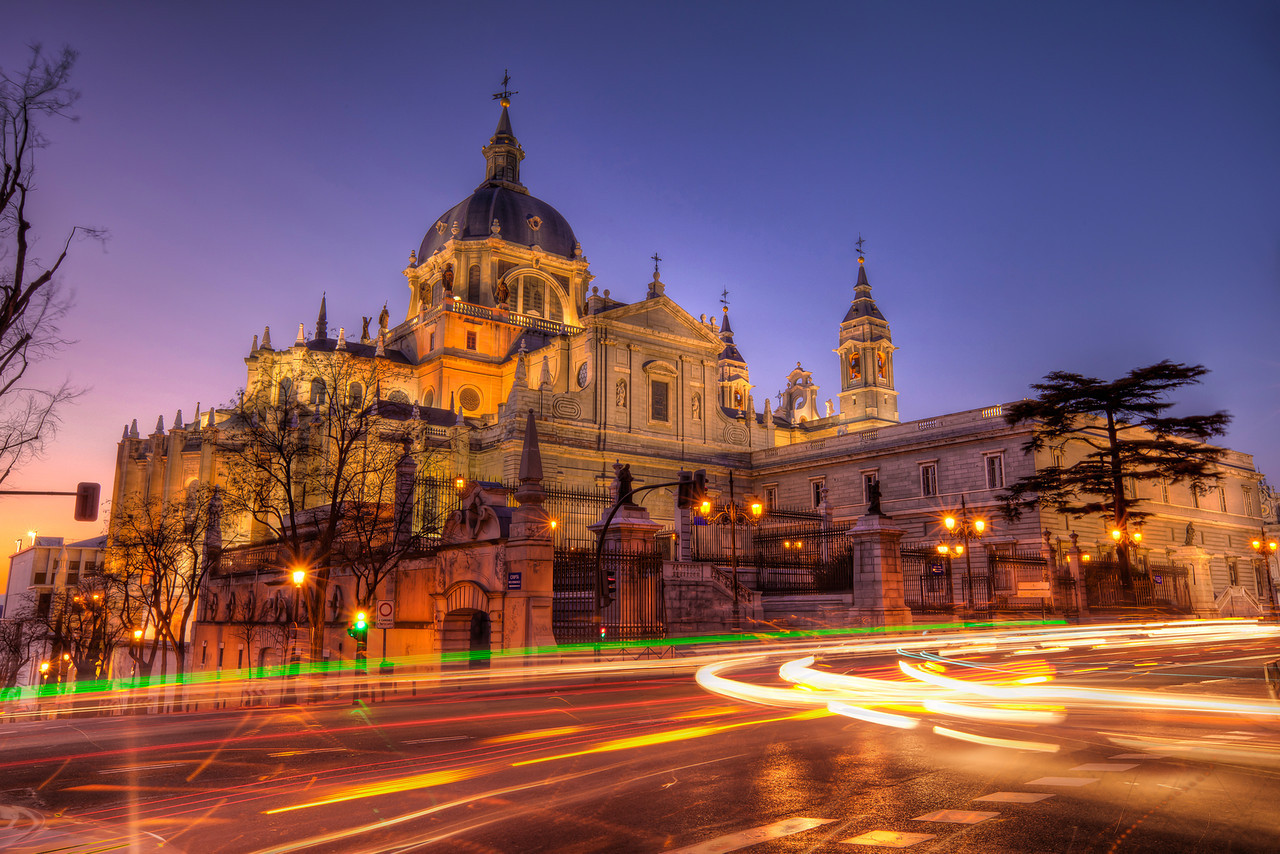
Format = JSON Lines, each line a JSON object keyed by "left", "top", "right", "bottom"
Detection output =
{"left": 375, "top": 599, "right": 394, "bottom": 629}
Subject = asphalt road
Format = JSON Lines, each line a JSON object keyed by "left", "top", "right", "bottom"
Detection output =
{"left": 2, "top": 621, "right": 1280, "bottom": 853}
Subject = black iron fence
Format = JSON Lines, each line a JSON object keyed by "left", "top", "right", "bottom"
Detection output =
{"left": 414, "top": 475, "right": 613, "bottom": 551}
{"left": 750, "top": 526, "right": 855, "bottom": 594}
{"left": 1083, "top": 560, "right": 1192, "bottom": 611}
{"left": 552, "top": 547, "right": 665, "bottom": 643}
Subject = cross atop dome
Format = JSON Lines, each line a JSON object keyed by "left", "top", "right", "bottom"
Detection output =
{"left": 492, "top": 70, "right": 518, "bottom": 107}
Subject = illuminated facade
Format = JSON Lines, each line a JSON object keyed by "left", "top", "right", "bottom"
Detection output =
{"left": 107, "top": 93, "right": 1275, "bottom": 674}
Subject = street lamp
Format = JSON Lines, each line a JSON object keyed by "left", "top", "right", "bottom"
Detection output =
{"left": 696, "top": 471, "right": 764, "bottom": 628}
{"left": 1251, "top": 532, "right": 1278, "bottom": 610}
{"left": 939, "top": 496, "right": 988, "bottom": 609}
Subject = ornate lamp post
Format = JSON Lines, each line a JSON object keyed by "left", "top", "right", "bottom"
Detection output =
{"left": 1251, "top": 532, "right": 1278, "bottom": 611}
{"left": 938, "top": 497, "right": 988, "bottom": 609}
{"left": 696, "top": 471, "right": 763, "bottom": 628}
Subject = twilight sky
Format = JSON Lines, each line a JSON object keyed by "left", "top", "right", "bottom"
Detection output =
{"left": 2, "top": 1, "right": 1278, "bottom": 557}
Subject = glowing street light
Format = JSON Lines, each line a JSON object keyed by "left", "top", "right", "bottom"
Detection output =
{"left": 939, "top": 496, "right": 989, "bottom": 609}
{"left": 1252, "top": 532, "right": 1279, "bottom": 609}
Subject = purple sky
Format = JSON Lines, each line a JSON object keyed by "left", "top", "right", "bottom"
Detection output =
{"left": 2, "top": 1, "right": 1278, "bottom": 557}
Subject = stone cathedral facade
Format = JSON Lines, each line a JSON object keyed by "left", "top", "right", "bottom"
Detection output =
{"left": 106, "top": 92, "right": 1275, "bottom": 671}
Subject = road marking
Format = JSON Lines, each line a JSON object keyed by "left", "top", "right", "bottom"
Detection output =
{"left": 268, "top": 747, "right": 345, "bottom": 757}
{"left": 97, "top": 762, "right": 186, "bottom": 774}
{"left": 912, "top": 809, "right": 999, "bottom": 824}
{"left": 1070, "top": 763, "right": 1137, "bottom": 772}
{"left": 664, "top": 817, "right": 833, "bottom": 854}
{"left": 1026, "top": 776, "right": 1098, "bottom": 786}
{"left": 842, "top": 829, "right": 936, "bottom": 847}
{"left": 974, "top": 791, "right": 1054, "bottom": 803}
{"left": 1111, "top": 753, "right": 1164, "bottom": 759}
{"left": 403, "top": 735, "right": 471, "bottom": 745}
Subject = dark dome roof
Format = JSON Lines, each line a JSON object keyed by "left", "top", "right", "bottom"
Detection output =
{"left": 418, "top": 186, "right": 578, "bottom": 260}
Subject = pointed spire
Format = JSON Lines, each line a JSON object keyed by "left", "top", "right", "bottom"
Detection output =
{"left": 251, "top": 333, "right": 258, "bottom": 353}
{"left": 129, "top": 419, "right": 139, "bottom": 439}
{"left": 335, "top": 326, "right": 347, "bottom": 350}
{"left": 539, "top": 356, "right": 552, "bottom": 390}
{"left": 513, "top": 409, "right": 545, "bottom": 507}
{"left": 121, "top": 424, "right": 129, "bottom": 440}
{"left": 316, "top": 293, "right": 328, "bottom": 340}
{"left": 174, "top": 409, "right": 183, "bottom": 430}
{"left": 261, "top": 326, "right": 272, "bottom": 349}
{"left": 844, "top": 256, "right": 885, "bottom": 323}
{"left": 155, "top": 415, "right": 165, "bottom": 435}
{"left": 480, "top": 71, "right": 527, "bottom": 192}
{"left": 456, "top": 405, "right": 465, "bottom": 426}
{"left": 207, "top": 409, "right": 217, "bottom": 429}
{"left": 193, "top": 402, "right": 201, "bottom": 426}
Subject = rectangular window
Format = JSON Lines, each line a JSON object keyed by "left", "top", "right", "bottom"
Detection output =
{"left": 764, "top": 485, "right": 778, "bottom": 509}
{"left": 465, "top": 330, "right": 477, "bottom": 350}
{"left": 1051, "top": 449, "right": 1065, "bottom": 471}
{"left": 985, "top": 454, "right": 1004, "bottom": 489}
{"left": 1159, "top": 479, "right": 1169, "bottom": 503}
{"left": 651, "top": 380, "right": 669, "bottom": 422}
{"left": 920, "top": 464, "right": 937, "bottom": 498}
{"left": 811, "top": 478, "right": 826, "bottom": 509}
{"left": 1243, "top": 486, "right": 1257, "bottom": 517}
{"left": 1123, "top": 478, "right": 1137, "bottom": 500}
{"left": 1228, "top": 559, "right": 1239, "bottom": 586}
{"left": 65, "top": 560, "right": 80, "bottom": 587}
{"left": 1218, "top": 487, "right": 1228, "bottom": 512}
{"left": 1191, "top": 486, "right": 1200, "bottom": 509}
{"left": 863, "top": 471, "right": 879, "bottom": 503}
{"left": 429, "top": 331, "right": 436, "bottom": 351}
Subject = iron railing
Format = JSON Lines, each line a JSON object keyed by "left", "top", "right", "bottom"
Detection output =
{"left": 551, "top": 547, "right": 665, "bottom": 643}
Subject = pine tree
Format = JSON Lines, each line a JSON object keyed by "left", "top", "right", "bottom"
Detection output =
{"left": 1001, "top": 360, "right": 1231, "bottom": 589}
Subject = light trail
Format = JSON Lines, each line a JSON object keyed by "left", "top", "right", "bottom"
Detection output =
{"left": 697, "top": 619, "right": 1280, "bottom": 758}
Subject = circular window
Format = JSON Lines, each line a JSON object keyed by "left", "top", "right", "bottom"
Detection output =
{"left": 459, "top": 388, "right": 481, "bottom": 412}
{"left": 577, "top": 362, "right": 588, "bottom": 388}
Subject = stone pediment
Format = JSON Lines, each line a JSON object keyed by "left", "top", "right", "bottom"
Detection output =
{"left": 598, "top": 297, "right": 722, "bottom": 349}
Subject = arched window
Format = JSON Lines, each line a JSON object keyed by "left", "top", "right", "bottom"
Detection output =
{"left": 423, "top": 389, "right": 435, "bottom": 408}
{"left": 347, "top": 382, "right": 363, "bottom": 408}
{"left": 309, "top": 378, "right": 327, "bottom": 406}
{"left": 388, "top": 389, "right": 410, "bottom": 404}
{"left": 514, "top": 274, "right": 565, "bottom": 323}
{"left": 467, "top": 265, "right": 481, "bottom": 304}
{"left": 277, "top": 377, "right": 293, "bottom": 404}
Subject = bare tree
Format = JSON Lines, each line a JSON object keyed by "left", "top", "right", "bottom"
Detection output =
{"left": 0, "top": 599, "right": 38, "bottom": 696}
{"left": 217, "top": 350, "right": 430, "bottom": 665}
{"left": 105, "top": 483, "right": 224, "bottom": 692}
{"left": 0, "top": 45, "right": 101, "bottom": 484}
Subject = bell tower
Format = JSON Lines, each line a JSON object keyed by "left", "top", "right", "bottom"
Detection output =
{"left": 835, "top": 247, "right": 899, "bottom": 428}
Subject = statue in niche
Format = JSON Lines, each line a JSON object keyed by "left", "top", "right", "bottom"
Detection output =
{"left": 1184, "top": 521, "right": 1196, "bottom": 546}
{"left": 616, "top": 379, "right": 627, "bottom": 408}
{"left": 418, "top": 278, "right": 430, "bottom": 308}
{"left": 494, "top": 278, "right": 510, "bottom": 307}
{"left": 691, "top": 392, "right": 701, "bottom": 420}
{"left": 442, "top": 263, "right": 455, "bottom": 294}
{"left": 378, "top": 303, "right": 390, "bottom": 334}
{"left": 850, "top": 352, "right": 861, "bottom": 381}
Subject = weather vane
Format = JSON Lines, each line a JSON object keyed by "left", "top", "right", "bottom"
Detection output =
{"left": 493, "top": 70, "right": 518, "bottom": 103}
{"left": 720, "top": 287, "right": 730, "bottom": 308}
{"left": 651, "top": 252, "right": 662, "bottom": 276}
{"left": 855, "top": 233, "right": 866, "bottom": 260}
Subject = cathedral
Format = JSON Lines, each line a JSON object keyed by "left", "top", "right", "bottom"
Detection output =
{"left": 105, "top": 89, "right": 1275, "bottom": 672}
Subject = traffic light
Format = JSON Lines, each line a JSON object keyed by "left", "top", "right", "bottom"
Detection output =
{"left": 347, "top": 610, "right": 368, "bottom": 644}
{"left": 74, "top": 482, "right": 100, "bottom": 522}
{"left": 677, "top": 469, "right": 708, "bottom": 510}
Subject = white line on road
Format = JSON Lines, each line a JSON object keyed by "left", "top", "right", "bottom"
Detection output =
{"left": 664, "top": 817, "right": 834, "bottom": 854}
{"left": 97, "top": 762, "right": 186, "bottom": 774}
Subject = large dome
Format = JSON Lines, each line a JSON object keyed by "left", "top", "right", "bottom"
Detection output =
{"left": 418, "top": 185, "right": 578, "bottom": 260}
